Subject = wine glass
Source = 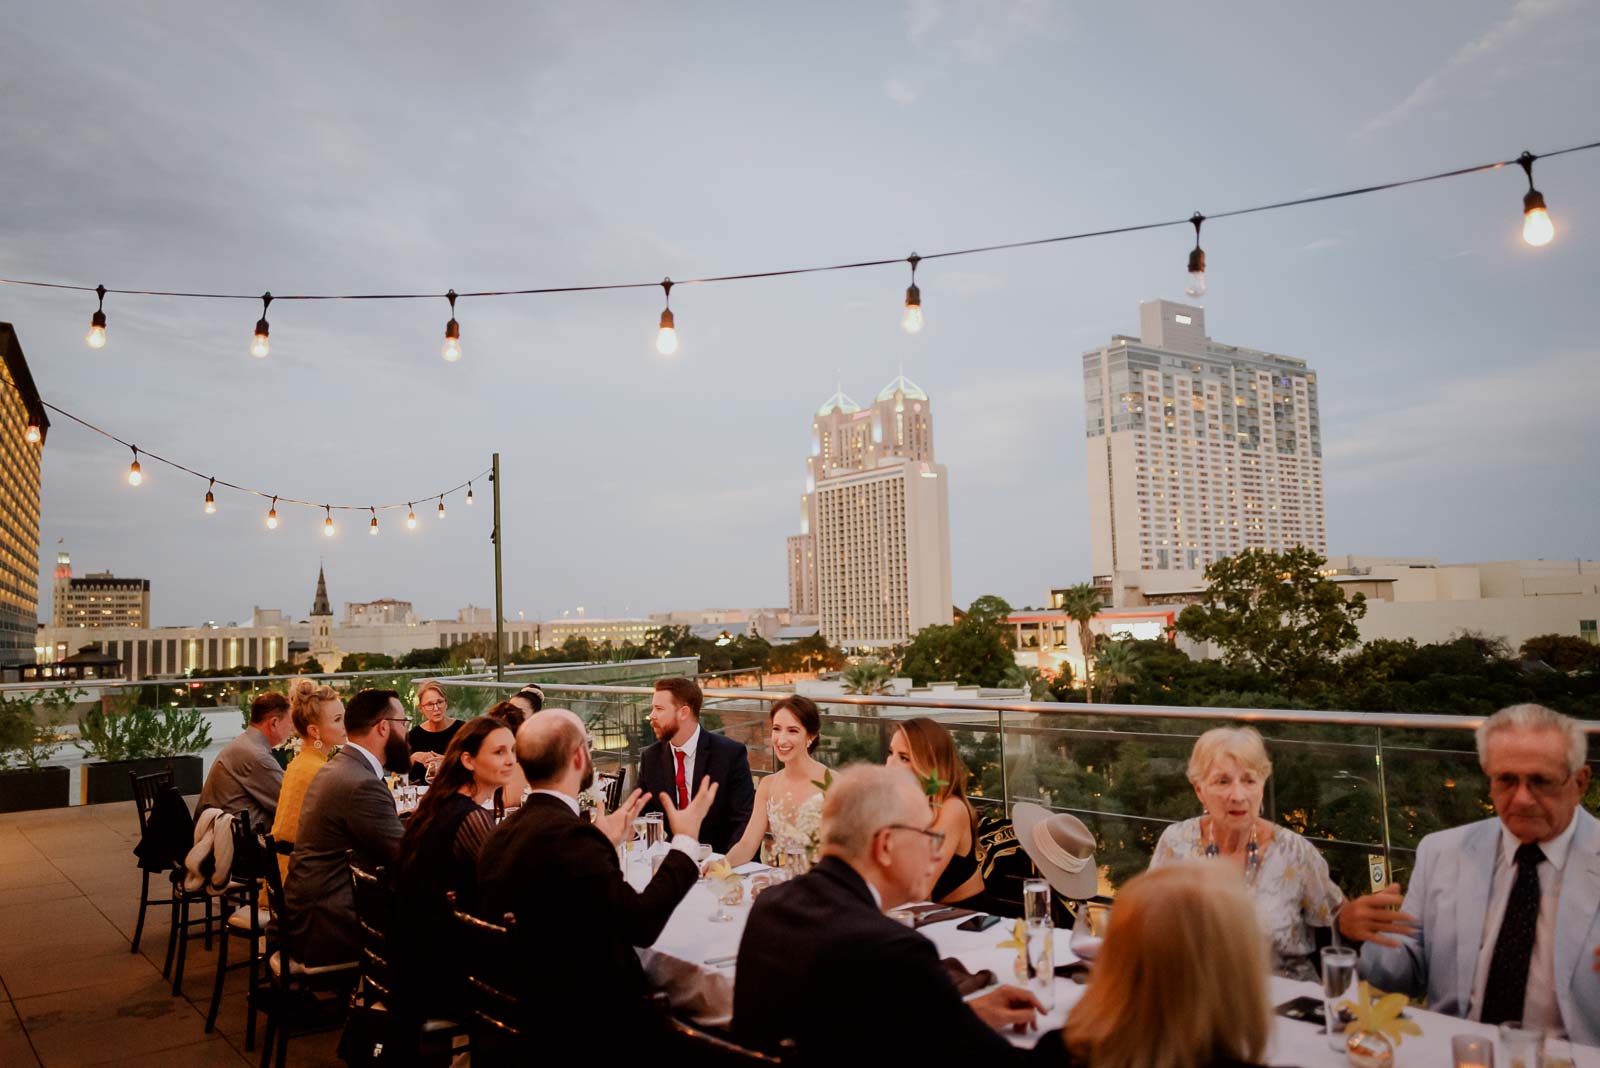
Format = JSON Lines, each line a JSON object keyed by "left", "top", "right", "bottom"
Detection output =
{"left": 1320, "top": 946, "right": 1358, "bottom": 1050}
{"left": 1068, "top": 902, "right": 1110, "bottom": 961}
{"left": 708, "top": 877, "right": 743, "bottom": 923}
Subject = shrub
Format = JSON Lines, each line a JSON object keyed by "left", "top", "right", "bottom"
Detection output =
{"left": 77, "top": 698, "right": 212, "bottom": 762}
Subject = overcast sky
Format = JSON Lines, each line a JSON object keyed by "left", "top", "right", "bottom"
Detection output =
{"left": 4, "top": 1, "right": 1597, "bottom": 628}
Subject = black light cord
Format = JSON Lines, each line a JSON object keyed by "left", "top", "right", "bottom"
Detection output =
{"left": 0, "top": 138, "right": 1594, "bottom": 304}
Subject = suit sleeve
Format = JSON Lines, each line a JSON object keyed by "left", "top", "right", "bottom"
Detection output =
{"left": 722, "top": 741, "right": 756, "bottom": 847}
{"left": 637, "top": 745, "right": 664, "bottom": 815}
{"left": 347, "top": 776, "right": 404, "bottom": 864}
{"left": 1358, "top": 834, "right": 1434, "bottom": 996}
{"left": 240, "top": 753, "right": 285, "bottom": 832}
{"left": 573, "top": 823, "right": 696, "bottom": 947}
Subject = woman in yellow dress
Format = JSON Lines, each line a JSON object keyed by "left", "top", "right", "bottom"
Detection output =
{"left": 270, "top": 679, "right": 347, "bottom": 879}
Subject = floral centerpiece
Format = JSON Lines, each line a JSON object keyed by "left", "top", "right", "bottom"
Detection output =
{"left": 1337, "top": 981, "right": 1420, "bottom": 1068}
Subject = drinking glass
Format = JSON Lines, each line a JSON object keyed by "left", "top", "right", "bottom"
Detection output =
{"left": 708, "top": 878, "right": 743, "bottom": 923}
{"left": 631, "top": 816, "right": 650, "bottom": 851}
{"left": 782, "top": 847, "right": 809, "bottom": 878}
{"left": 1025, "top": 922, "right": 1056, "bottom": 1012}
{"left": 1320, "top": 946, "right": 1358, "bottom": 1050}
{"left": 1068, "top": 902, "right": 1110, "bottom": 962}
{"left": 1451, "top": 1035, "right": 1494, "bottom": 1068}
{"left": 642, "top": 812, "right": 665, "bottom": 849}
{"left": 1499, "top": 1023, "right": 1544, "bottom": 1068}
{"left": 1022, "top": 878, "right": 1051, "bottom": 927}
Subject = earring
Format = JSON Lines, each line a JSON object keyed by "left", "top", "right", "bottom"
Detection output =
{"left": 312, "top": 738, "right": 323, "bottom": 750}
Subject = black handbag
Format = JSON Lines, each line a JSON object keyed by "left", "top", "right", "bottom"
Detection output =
{"left": 336, "top": 1003, "right": 419, "bottom": 1066}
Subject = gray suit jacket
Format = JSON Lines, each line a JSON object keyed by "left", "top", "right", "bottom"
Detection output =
{"left": 283, "top": 747, "right": 403, "bottom": 966}
{"left": 1361, "top": 809, "right": 1600, "bottom": 1044}
{"left": 198, "top": 726, "right": 282, "bottom": 833}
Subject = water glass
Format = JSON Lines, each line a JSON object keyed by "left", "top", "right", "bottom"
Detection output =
{"left": 642, "top": 812, "right": 665, "bottom": 849}
{"left": 1022, "top": 877, "right": 1051, "bottom": 927}
{"left": 1499, "top": 1023, "right": 1544, "bottom": 1068}
{"left": 1068, "top": 902, "right": 1110, "bottom": 962}
{"left": 1025, "top": 922, "right": 1056, "bottom": 1012}
{"left": 782, "top": 847, "right": 810, "bottom": 878}
{"left": 1452, "top": 1035, "right": 1495, "bottom": 1068}
{"left": 631, "top": 816, "right": 650, "bottom": 850}
{"left": 1320, "top": 946, "right": 1358, "bottom": 1050}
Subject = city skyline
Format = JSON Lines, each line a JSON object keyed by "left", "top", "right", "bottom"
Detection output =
{"left": 4, "top": 4, "right": 1598, "bottom": 628}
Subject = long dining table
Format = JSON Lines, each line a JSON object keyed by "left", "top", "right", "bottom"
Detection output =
{"left": 635, "top": 862, "right": 1600, "bottom": 1063}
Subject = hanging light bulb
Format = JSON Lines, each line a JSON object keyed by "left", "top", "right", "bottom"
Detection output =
{"left": 407, "top": 503, "right": 417, "bottom": 530}
{"left": 24, "top": 421, "right": 42, "bottom": 444}
{"left": 369, "top": 507, "right": 379, "bottom": 536}
{"left": 266, "top": 496, "right": 279, "bottom": 530}
{"left": 437, "top": 495, "right": 446, "bottom": 520}
{"left": 323, "top": 506, "right": 335, "bottom": 538}
{"left": 250, "top": 292, "right": 272, "bottom": 358}
{"left": 1517, "top": 150, "right": 1555, "bottom": 247}
{"left": 442, "top": 289, "right": 462, "bottom": 362}
{"left": 655, "top": 278, "right": 678, "bottom": 356}
{"left": 127, "top": 447, "right": 142, "bottom": 486}
{"left": 86, "top": 284, "right": 108, "bottom": 349}
{"left": 901, "top": 254, "right": 923, "bottom": 334}
{"left": 1184, "top": 213, "right": 1207, "bottom": 298}
{"left": 466, "top": 482, "right": 474, "bottom": 506}
{"left": 204, "top": 478, "right": 217, "bottom": 515}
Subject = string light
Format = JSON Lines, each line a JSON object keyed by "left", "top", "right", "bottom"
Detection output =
{"left": 437, "top": 495, "right": 446, "bottom": 520}
{"left": 323, "top": 506, "right": 335, "bottom": 538}
{"left": 466, "top": 482, "right": 474, "bottom": 506}
{"left": 1518, "top": 151, "right": 1555, "bottom": 247}
{"left": 204, "top": 478, "right": 216, "bottom": 514}
{"left": 901, "top": 254, "right": 923, "bottom": 334}
{"left": 266, "top": 496, "right": 279, "bottom": 530}
{"left": 86, "top": 284, "right": 108, "bottom": 349}
{"left": 250, "top": 293, "right": 272, "bottom": 358}
{"left": 1184, "top": 214, "right": 1207, "bottom": 298}
{"left": 127, "top": 447, "right": 142, "bottom": 486}
{"left": 407, "top": 503, "right": 417, "bottom": 530}
{"left": 25, "top": 421, "right": 42, "bottom": 444}
{"left": 655, "top": 278, "right": 678, "bottom": 356}
{"left": 442, "top": 289, "right": 462, "bottom": 362}
{"left": 369, "top": 507, "right": 379, "bottom": 535}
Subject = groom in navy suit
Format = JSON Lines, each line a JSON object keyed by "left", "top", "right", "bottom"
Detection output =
{"left": 638, "top": 677, "right": 754, "bottom": 853}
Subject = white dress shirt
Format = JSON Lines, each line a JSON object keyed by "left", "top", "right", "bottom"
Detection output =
{"left": 1469, "top": 816, "right": 1579, "bottom": 1034}
{"left": 671, "top": 724, "right": 702, "bottom": 801}
{"left": 530, "top": 788, "right": 698, "bottom": 858}
{"left": 346, "top": 740, "right": 386, "bottom": 780}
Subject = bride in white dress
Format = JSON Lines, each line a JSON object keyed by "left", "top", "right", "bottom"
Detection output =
{"left": 723, "top": 696, "right": 829, "bottom": 867}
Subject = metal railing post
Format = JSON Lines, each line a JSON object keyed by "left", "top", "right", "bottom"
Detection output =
{"left": 996, "top": 708, "right": 1010, "bottom": 817}
{"left": 1375, "top": 726, "right": 1394, "bottom": 880}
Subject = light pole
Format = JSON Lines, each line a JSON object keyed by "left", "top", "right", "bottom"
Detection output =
{"left": 491, "top": 452, "right": 504, "bottom": 682}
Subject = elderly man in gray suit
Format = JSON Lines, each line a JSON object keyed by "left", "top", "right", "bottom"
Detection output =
{"left": 198, "top": 691, "right": 292, "bottom": 831}
{"left": 284, "top": 688, "right": 409, "bottom": 966}
{"left": 1358, "top": 703, "right": 1600, "bottom": 1043}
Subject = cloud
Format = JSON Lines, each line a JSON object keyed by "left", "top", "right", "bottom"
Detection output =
{"left": 884, "top": 78, "right": 919, "bottom": 105}
{"left": 1302, "top": 237, "right": 1345, "bottom": 253}
{"left": 1360, "top": 0, "right": 1573, "bottom": 135}
{"left": 904, "top": 0, "right": 1063, "bottom": 62}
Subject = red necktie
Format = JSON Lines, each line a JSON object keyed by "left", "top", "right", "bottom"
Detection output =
{"left": 674, "top": 749, "right": 688, "bottom": 809}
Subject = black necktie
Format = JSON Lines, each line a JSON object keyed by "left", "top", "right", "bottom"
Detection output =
{"left": 1479, "top": 842, "right": 1546, "bottom": 1025}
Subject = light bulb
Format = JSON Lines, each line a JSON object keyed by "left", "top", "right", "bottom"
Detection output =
{"left": 1185, "top": 270, "right": 1207, "bottom": 298}
{"left": 24, "top": 423, "right": 41, "bottom": 444}
{"left": 266, "top": 505, "right": 279, "bottom": 530}
{"left": 251, "top": 326, "right": 270, "bottom": 358}
{"left": 128, "top": 460, "right": 142, "bottom": 486}
{"left": 902, "top": 292, "right": 923, "bottom": 334}
{"left": 1523, "top": 192, "right": 1554, "bottom": 247}
{"left": 656, "top": 310, "right": 678, "bottom": 356}
{"left": 437, "top": 498, "right": 446, "bottom": 520}
{"left": 323, "top": 510, "right": 335, "bottom": 537}
{"left": 407, "top": 505, "right": 417, "bottom": 530}
{"left": 466, "top": 484, "right": 474, "bottom": 506}
{"left": 204, "top": 490, "right": 216, "bottom": 515}
{"left": 86, "top": 317, "right": 107, "bottom": 349}
{"left": 369, "top": 513, "right": 379, "bottom": 536}
{"left": 442, "top": 332, "right": 462, "bottom": 362}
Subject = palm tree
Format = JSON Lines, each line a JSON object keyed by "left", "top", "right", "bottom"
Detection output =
{"left": 1092, "top": 637, "right": 1144, "bottom": 701}
{"left": 841, "top": 659, "right": 894, "bottom": 719}
{"left": 1056, "top": 583, "right": 1105, "bottom": 702}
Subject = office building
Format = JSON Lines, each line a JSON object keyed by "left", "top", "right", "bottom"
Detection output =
{"left": 0, "top": 323, "right": 47, "bottom": 673}
{"left": 787, "top": 373, "right": 952, "bottom": 649}
{"left": 344, "top": 598, "right": 416, "bottom": 625}
{"left": 1084, "top": 300, "right": 1326, "bottom": 590}
{"left": 50, "top": 552, "right": 152, "bottom": 629}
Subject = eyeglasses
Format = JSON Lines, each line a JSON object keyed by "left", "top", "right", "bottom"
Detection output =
{"left": 1489, "top": 771, "right": 1573, "bottom": 797}
{"left": 384, "top": 717, "right": 409, "bottom": 725}
{"left": 883, "top": 823, "right": 946, "bottom": 851}
{"left": 584, "top": 732, "right": 596, "bottom": 752}
{"left": 420, "top": 700, "right": 448, "bottom": 710}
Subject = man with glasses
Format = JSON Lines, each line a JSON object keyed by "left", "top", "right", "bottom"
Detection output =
{"left": 1360, "top": 703, "right": 1600, "bottom": 1043}
{"left": 733, "top": 764, "right": 1045, "bottom": 1060}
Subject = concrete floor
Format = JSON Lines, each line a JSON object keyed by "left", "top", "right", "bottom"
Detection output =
{"left": 0, "top": 800, "right": 343, "bottom": 1067}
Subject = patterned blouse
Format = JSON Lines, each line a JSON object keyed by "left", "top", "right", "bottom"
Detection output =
{"left": 1150, "top": 817, "right": 1345, "bottom": 981}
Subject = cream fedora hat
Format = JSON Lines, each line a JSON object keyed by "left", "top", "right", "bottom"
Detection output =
{"left": 1011, "top": 801, "right": 1099, "bottom": 899}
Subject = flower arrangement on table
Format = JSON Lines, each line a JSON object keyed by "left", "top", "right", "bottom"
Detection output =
{"left": 1337, "top": 981, "right": 1420, "bottom": 1068}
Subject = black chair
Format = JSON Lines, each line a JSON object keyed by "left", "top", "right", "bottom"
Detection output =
{"left": 340, "top": 859, "right": 465, "bottom": 1065}
{"left": 599, "top": 767, "right": 627, "bottom": 812}
{"left": 131, "top": 770, "right": 220, "bottom": 996}
{"left": 255, "top": 832, "right": 359, "bottom": 1068}
{"left": 448, "top": 892, "right": 523, "bottom": 1064}
{"left": 654, "top": 994, "right": 793, "bottom": 1064}
{"left": 205, "top": 812, "right": 272, "bottom": 1048}
{"left": 129, "top": 768, "right": 179, "bottom": 955}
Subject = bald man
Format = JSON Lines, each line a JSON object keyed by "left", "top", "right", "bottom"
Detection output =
{"left": 475, "top": 709, "right": 719, "bottom": 1050}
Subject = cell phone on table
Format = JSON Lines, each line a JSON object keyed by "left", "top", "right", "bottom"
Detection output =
{"left": 1275, "top": 995, "right": 1327, "bottom": 1028}
{"left": 956, "top": 914, "right": 1002, "bottom": 932}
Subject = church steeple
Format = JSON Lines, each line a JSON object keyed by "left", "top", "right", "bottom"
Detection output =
{"left": 311, "top": 565, "right": 331, "bottom": 617}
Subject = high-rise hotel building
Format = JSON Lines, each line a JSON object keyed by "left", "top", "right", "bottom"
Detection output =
{"left": 0, "top": 324, "right": 48, "bottom": 673}
{"left": 1084, "top": 300, "right": 1326, "bottom": 583}
{"left": 786, "top": 374, "right": 952, "bottom": 649}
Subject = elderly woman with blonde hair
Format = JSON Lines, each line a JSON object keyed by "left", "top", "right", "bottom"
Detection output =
{"left": 1151, "top": 726, "right": 1398, "bottom": 979}
{"left": 1062, "top": 862, "right": 1273, "bottom": 1068}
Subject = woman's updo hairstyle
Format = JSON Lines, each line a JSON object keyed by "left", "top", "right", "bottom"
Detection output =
{"left": 769, "top": 695, "right": 822, "bottom": 753}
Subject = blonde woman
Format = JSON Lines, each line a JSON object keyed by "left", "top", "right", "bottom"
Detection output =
{"left": 885, "top": 718, "right": 985, "bottom": 904}
{"left": 270, "top": 679, "right": 346, "bottom": 878}
{"left": 1062, "top": 862, "right": 1272, "bottom": 1068}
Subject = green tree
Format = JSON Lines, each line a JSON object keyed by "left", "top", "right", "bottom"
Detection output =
{"left": 1175, "top": 547, "right": 1366, "bottom": 691}
{"left": 397, "top": 646, "right": 452, "bottom": 669}
{"left": 897, "top": 599, "right": 1013, "bottom": 688}
{"left": 1521, "top": 634, "right": 1600, "bottom": 673}
{"left": 1056, "top": 583, "right": 1105, "bottom": 702}
{"left": 769, "top": 634, "right": 846, "bottom": 674}
{"left": 999, "top": 664, "right": 1057, "bottom": 702}
{"left": 965, "top": 595, "right": 1016, "bottom": 648}
{"left": 338, "top": 652, "right": 396, "bottom": 672}
{"left": 299, "top": 657, "right": 325, "bottom": 675}
{"left": 1092, "top": 638, "right": 1145, "bottom": 701}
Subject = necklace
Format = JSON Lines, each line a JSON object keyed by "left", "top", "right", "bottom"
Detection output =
{"left": 1203, "top": 819, "right": 1262, "bottom": 885}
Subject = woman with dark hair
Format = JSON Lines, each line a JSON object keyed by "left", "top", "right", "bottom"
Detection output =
{"left": 507, "top": 684, "right": 544, "bottom": 717}
{"left": 724, "top": 696, "right": 829, "bottom": 867}
{"left": 887, "top": 717, "right": 985, "bottom": 904}
{"left": 486, "top": 699, "right": 533, "bottom": 813}
{"left": 393, "top": 716, "right": 517, "bottom": 1011}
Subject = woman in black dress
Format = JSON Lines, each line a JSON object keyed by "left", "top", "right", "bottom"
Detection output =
{"left": 407, "top": 679, "right": 462, "bottom": 783}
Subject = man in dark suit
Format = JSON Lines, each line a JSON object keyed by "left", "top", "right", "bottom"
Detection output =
{"left": 637, "top": 677, "right": 754, "bottom": 853}
{"left": 476, "top": 707, "right": 718, "bottom": 1050}
{"left": 284, "top": 688, "right": 408, "bottom": 966}
{"left": 735, "top": 764, "right": 1044, "bottom": 1062}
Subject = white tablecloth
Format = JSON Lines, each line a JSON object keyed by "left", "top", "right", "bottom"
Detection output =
{"left": 639, "top": 868, "right": 1600, "bottom": 1062}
